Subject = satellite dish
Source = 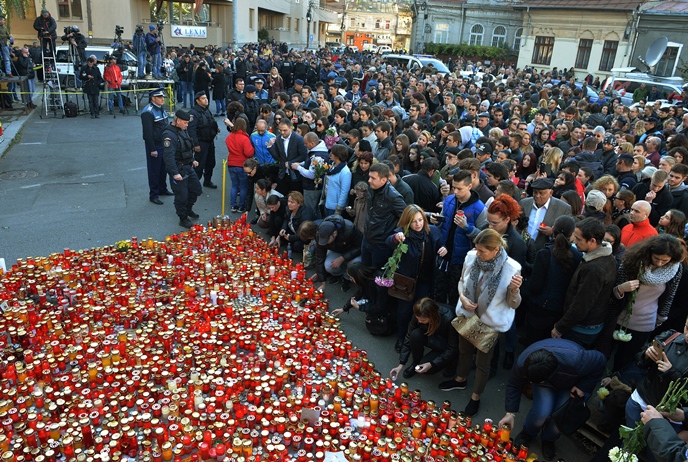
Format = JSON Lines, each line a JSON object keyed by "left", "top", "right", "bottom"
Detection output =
{"left": 645, "top": 36, "right": 668, "bottom": 67}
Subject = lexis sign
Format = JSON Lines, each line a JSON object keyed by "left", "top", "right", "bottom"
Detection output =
{"left": 171, "top": 25, "right": 208, "bottom": 38}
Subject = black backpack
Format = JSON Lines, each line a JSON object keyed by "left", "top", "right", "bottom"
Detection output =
{"left": 64, "top": 101, "right": 78, "bottom": 117}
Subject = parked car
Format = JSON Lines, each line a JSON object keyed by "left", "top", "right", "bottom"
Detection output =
{"left": 376, "top": 45, "right": 392, "bottom": 55}
{"left": 574, "top": 82, "right": 600, "bottom": 104}
{"left": 382, "top": 54, "right": 450, "bottom": 76}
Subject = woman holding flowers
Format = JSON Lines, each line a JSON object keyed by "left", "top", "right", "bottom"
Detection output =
{"left": 322, "top": 144, "right": 352, "bottom": 217}
{"left": 385, "top": 204, "right": 443, "bottom": 351}
{"left": 607, "top": 234, "right": 683, "bottom": 372}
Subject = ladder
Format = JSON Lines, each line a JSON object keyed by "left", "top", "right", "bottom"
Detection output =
{"left": 40, "top": 37, "right": 64, "bottom": 117}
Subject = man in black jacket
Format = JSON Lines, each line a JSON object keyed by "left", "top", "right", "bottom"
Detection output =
{"left": 188, "top": 91, "right": 220, "bottom": 188}
{"left": 176, "top": 54, "right": 194, "bottom": 108}
{"left": 33, "top": 9, "right": 57, "bottom": 56}
{"left": 632, "top": 169, "right": 673, "bottom": 226}
{"left": 240, "top": 85, "right": 260, "bottom": 133}
{"left": 310, "top": 215, "right": 363, "bottom": 291}
{"left": 362, "top": 163, "right": 407, "bottom": 268}
{"left": 595, "top": 134, "right": 619, "bottom": 176}
{"left": 403, "top": 157, "right": 442, "bottom": 213}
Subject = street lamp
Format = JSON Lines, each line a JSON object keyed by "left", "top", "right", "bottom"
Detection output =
{"left": 306, "top": 3, "right": 313, "bottom": 49}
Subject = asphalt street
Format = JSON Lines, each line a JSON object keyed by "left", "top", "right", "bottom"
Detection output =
{"left": 0, "top": 108, "right": 595, "bottom": 461}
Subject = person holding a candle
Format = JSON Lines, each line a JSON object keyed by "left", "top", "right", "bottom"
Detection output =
{"left": 439, "top": 228, "right": 522, "bottom": 417}
{"left": 279, "top": 191, "right": 316, "bottom": 258}
{"left": 389, "top": 297, "right": 459, "bottom": 380}
{"left": 386, "top": 204, "right": 443, "bottom": 348}
{"left": 226, "top": 117, "right": 255, "bottom": 213}
{"left": 498, "top": 338, "right": 606, "bottom": 461}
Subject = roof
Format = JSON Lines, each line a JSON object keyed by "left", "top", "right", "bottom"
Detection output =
{"left": 641, "top": 0, "right": 688, "bottom": 14}
{"left": 514, "top": 0, "right": 641, "bottom": 10}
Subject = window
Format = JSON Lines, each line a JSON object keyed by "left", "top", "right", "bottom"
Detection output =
{"left": 249, "top": 8, "right": 255, "bottom": 30}
{"left": 599, "top": 40, "right": 618, "bottom": 71}
{"left": 347, "top": 37, "right": 354, "bottom": 45}
{"left": 166, "top": 1, "right": 211, "bottom": 24}
{"left": 469, "top": 24, "right": 484, "bottom": 46}
{"left": 385, "top": 20, "right": 390, "bottom": 30}
{"left": 295, "top": 18, "right": 300, "bottom": 32}
{"left": 286, "top": 17, "right": 291, "bottom": 31}
{"left": 575, "top": 39, "right": 593, "bottom": 69}
{"left": 532, "top": 36, "right": 554, "bottom": 65}
{"left": 656, "top": 46, "right": 680, "bottom": 77}
{"left": 350, "top": 18, "right": 355, "bottom": 28}
{"left": 58, "top": 0, "right": 83, "bottom": 19}
{"left": 434, "top": 23, "right": 449, "bottom": 44}
{"left": 375, "top": 19, "right": 381, "bottom": 29}
{"left": 513, "top": 27, "right": 523, "bottom": 49}
{"left": 491, "top": 26, "right": 506, "bottom": 48}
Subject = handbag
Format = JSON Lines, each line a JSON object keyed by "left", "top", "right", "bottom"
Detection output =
{"left": 551, "top": 395, "right": 591, "bottom": 435}
{"left": 388, "top": 242, "right": 424, "bottom": 301}
{"left": 365, "top": 314, "right": 391, "bottom": 336}
{"left": 451, "top": 313, "right": 499, "bottom": 354}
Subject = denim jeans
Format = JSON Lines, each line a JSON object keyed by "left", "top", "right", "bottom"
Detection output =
{"left": 228, "top": 166, "right": 248, "bottom": 208}
{"left": 151, "top": 52, "right": 162, "bottom": 77}
{"left": 214, "top": 99, "right": 226, "bottom": 114}
{"left": 360, "top": 238, "right": 392, "bottom": 270}
{"left": 138, "top": 51, "right": 147, "bottom": 77}
{"left": 1, "top": 44, "right": 11, "bottom": 74}
{"left": 108, "top": 89, "right": 123, "bottom": 111}
{"left": 180, "top": 81, "right": 192, "bottom": 107}
{"left": 522, "top": 385, "right": 571, "bottom": 441}
{"left": 24, "top": 79, "right": 35, "bottom": 104}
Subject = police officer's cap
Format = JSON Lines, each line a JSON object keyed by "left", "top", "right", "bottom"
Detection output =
{"left": 194, "top": 91, "right": 206, "bottom": 100}
{"left": 149, "top": 88, "right": 165, "bottom": 98}
{"left": 175, "top": 109, "right": 191, "bottom": 121}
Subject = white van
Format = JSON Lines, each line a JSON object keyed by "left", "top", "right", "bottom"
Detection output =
{"left": 376, "top": 46, "right": 392, "bottom": 55}
{"left": 55, "top": 45, "right": 137, "bottom": 88}
{"left": 602, "top": 69, "right": 684, "bottom": 106}
{"left": 362, "top": 44, "right": 378, "bottom": 53}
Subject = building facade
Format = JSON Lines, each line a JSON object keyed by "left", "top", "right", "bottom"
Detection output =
{"left": 514, "top": 0, "right": 639, "bottom": 80}
{"left": 631, "top": 0, "right": 688, "bottom": 78}
{"left": 411, "top": 0, "right": 523, "bottom": 55}
{"left": 6, "top": 0, "right": 337, "bottom": 49}
{"left": 326, "top": 0, "right": 411, "bottom": 51}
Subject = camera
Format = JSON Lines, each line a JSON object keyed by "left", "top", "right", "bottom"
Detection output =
{"left": 63, "top": 26, "right": 75, "bottom": 35}
{"left": 115, "top": 25, "right": 124, "bottom": 36}
{"left": 136, "top": 25, "right": 144, "bottom": 34}
{"left": 156, "top": 21, "right": 165, "bottom": 32}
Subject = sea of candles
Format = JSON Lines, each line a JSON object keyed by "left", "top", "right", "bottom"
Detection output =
{"left": 0, "top": 215, "right": 534, "bottom": 462}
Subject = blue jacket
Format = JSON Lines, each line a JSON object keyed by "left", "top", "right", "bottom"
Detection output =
{"left": 505, "top": 339, "right": 606, "bottom": 413}
{"left": 324, "top": 162, "right": 352, "bottom": 212}
{"left": 145, "top": 32, "right": 161, "bottom": 55}
{"left": 439, "top": 190, "right": 485, "bottom": 265}
{"left": 250, "top": 130, "right": 276, "bottom": 165}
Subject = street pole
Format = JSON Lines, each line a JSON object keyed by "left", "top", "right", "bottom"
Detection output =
{"left": 306, "top": 3, "right": 313, "bottom": 49}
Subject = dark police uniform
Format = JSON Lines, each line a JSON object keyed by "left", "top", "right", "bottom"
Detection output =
{"left": 141, "top": 88, "right": 171, "bottom": 204}
{"left": 188, "top": 91, "right": 219, "bottom": 187}
{"left": 162, "top": 110, "right": 203, "bottom": 227}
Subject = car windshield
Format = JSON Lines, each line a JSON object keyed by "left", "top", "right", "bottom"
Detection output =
{"left": 418, "top": 58, "right": 449, "bottom": 74}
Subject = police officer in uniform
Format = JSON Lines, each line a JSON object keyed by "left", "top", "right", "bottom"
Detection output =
{"left": 162, "top": 110, "right": 203, "bottom": 228}
{"left": 188, "top": 91, "right": 220, "bottom": 188}
{"left": 141, "top": 88, "right": 173, "bottom": 204}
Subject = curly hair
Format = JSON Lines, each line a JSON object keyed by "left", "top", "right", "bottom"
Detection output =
{"left": 487, "top": 194, "right": 521, "bottom": 221}
{"left": 621, "top": 234, "right": 684, "bottom": 278}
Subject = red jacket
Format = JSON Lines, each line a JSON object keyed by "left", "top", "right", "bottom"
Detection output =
{"left": 621, "top": 218, "right": 658, "bottom": 248}
{"left": 103, "top": 63, "right": 122, "bottom": 89}
{"left": 226, "top": 130, "right": 254, "bottom": 167}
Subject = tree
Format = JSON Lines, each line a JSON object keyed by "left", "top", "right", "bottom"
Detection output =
{"left": 0, "top": 0, "right": 31, "bottom": 27}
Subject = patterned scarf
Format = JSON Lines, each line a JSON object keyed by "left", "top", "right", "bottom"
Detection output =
{"left": 611, "top": 207, "right": 631, "bottom": 222}
{"left": 464, "top": 248, "right": 509, "bottom": 316}
{"left": 638, "top": 262, "right": 680, "bottom": 286}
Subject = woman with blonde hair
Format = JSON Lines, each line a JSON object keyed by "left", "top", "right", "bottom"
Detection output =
{"left": 619, "top": 142, "right": 634, "bottom": 155}
{"left": 319, "top": 100, "right": 332, "bottom": 119}
{"left": 445, "top": 103, "right": 459, "bottom": 124}
{"left": 386, "top": 204, "right": 443, "bottom": 351}
{"left": 489, "top": 127, "right": 505, "bottom": 142}
{"left": 540, "top": 146, "right": 564, "bottom": 177}
{"left": 592, "top": 174, "right": 620, "bottom": 224}
{"left": 439, "top": 228, "right": 523, "bottom": 416}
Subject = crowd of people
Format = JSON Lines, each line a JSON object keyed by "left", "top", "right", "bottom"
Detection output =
{"left": 136, "top": 40, "right": 688, "bottom": 461}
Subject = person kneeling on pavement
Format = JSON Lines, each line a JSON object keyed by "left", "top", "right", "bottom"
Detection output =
{"left": 162, "top": 109, "right": 203, "bottom": 228}
{"left": 331, "top": 261, "right": 391, "bottom": 336}
{"left": 497, "top": 338, "right": 606, "bottom": 461}
{"left": 302, "top": 215, "right": 363, "bottom": 292}
{"left": 389, "top": 298, "right": 459, "bottom": 381}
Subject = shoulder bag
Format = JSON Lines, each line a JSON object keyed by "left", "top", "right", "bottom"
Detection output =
{"left": 388, "top": 242, "right": 424, "bottom": 301}
{"left": 551, "top": 394, "right": 591, "bottom": 435}
{"left": 451, "top": 313, "right": 499, "bottom": 354}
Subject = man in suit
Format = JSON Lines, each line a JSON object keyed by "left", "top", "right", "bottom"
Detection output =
{"left": 268, "top": 120, "right": 308, "bottom": 195}
{"left": 520, "top": 178, "right": 572, "bottom": 251}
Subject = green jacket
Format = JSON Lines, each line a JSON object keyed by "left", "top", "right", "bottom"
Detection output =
{"left": 0, "top": 25, "right": 10, "bottom": 44}
{"left": 633, "top": 86, "right": 649, "bottom": 103}
{"left": 643, "top": 415, "right": 688, "bottom": 462}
